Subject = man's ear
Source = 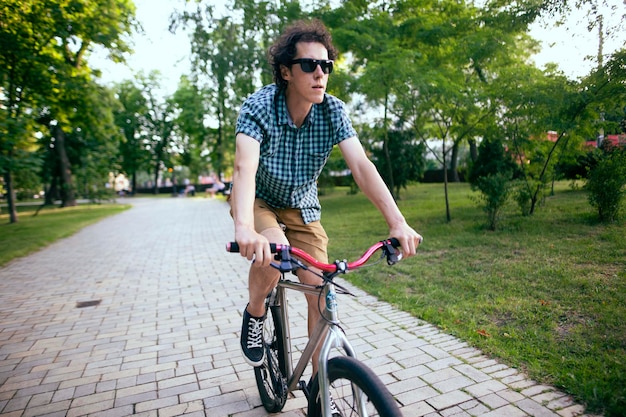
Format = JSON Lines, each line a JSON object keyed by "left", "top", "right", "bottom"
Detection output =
{"left": 280, "top": 64, "right": 291, "bottom": 81}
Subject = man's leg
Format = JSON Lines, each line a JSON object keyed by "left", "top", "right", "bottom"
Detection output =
{"left": 296, "top": 268, "right": 325, "bottom": 375}
{"left": 278, "top": 212, "right": 329, "bottom": 376}
{"left": 241, "top": 226, "right": 286, "bottom": 366}
{"left": 246, "top": 226, "right": 286, "bottom": 316}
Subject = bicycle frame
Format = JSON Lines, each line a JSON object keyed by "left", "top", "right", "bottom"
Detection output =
{"left": 273, "top": 275, "right": 371, "bottom": 417}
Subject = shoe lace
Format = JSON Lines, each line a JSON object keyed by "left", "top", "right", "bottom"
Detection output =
{"left": 247, "top": 317, "right": 264, "bottom": 349}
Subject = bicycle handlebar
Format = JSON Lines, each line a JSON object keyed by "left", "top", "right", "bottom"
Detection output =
{"left": 226, "top": 238, "right": 401, "bottom": 272}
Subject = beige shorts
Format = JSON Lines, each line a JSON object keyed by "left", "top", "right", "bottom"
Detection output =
{"left": 253, "top": 198, "right": 329, "bottom": 264}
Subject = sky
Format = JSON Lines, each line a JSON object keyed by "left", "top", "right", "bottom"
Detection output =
{"left": 91, "top": 0, "right": 626, "bottom": 95}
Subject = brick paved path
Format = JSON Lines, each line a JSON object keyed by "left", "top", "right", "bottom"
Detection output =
{"left": 0, "top": 198, "right": 590, "bottom": 417}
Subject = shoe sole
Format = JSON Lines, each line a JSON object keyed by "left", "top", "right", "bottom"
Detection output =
{"left": 242, "top": 350, "right": 265, "bottom": 367}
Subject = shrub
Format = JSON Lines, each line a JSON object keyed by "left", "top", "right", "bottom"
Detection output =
{"left": 473, "top": 173, "right": 512, "bottom": 230}
{"left": 585, "top": 145, "right": 626, "bottom": 222}
{"left": 469, "top": 138, "right": 517, "bottom": 230}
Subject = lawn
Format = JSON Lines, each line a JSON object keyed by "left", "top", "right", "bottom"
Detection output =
{"left": 321, "top": 182, "right": 625, "bottom": 417}
{"left": 0, "top": 203, "right": 130, "bottom": 266}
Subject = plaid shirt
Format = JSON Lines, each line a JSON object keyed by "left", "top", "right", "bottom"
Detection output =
{"left": 236, "top": 84, "right": 357, "bottom": 223}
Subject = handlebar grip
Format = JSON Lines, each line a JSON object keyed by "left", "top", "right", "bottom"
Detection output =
{"left": 226, "top": 242, "right": 278, "bottom": 253}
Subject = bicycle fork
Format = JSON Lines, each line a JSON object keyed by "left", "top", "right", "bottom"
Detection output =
{"left": 317, "top": 283, "right": 369, "bottom": 417}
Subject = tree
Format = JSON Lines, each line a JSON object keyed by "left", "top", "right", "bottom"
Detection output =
{"left": 497, "top": 48, "right": 626, "bottom": 216}
{"left": 369, "top": 127, "right": 425, "bottom": 199}
{"left": 323, "top": 4, "right": 418, "bottom": 198}
{"left": 114, "top": 80, "right": 150, "bottom": 194}
{"left": 171, "top": 76, "right": 215, "bottom": 181}
{"left": 331, "top": 0, "right": 536, "bottom": 222}
{"left": 1, "top": 0, "right": 60, "bottom": 222}
{"left": 135, "top": 72, "right": 179, "bottom": 194}
{"left": 173, "top": 0, "right": 283, "bottom": 179}
{"left": 0, "top": 0, "right": 136, "bottom": 222}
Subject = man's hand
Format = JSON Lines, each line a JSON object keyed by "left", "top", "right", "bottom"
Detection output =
{"left": 234, "top": 228, "right": 273, "bottom": 267}
{"left": 389, "top": 222, "right": 423, "bottom": 258}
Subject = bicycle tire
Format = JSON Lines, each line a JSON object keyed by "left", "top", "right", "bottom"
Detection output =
{"left": 254, "top": 303, "right": 288, "bottom": 412}
{"left": 307, "top": 356, "right": 403, "bottom": 417}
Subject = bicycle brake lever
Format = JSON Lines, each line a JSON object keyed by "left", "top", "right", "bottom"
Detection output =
{"left": 382, "top": 240, "right": 402, "bottom": 265}
{"left": 270, "top": 246, "right": 307, "bottom": 273}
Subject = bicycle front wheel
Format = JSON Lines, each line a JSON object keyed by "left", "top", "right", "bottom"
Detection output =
{"left": 254, "top": 304, "right": 288, "bottom": 413}
{"left": 308, "top": 356, "right": 402, "bottom": 417}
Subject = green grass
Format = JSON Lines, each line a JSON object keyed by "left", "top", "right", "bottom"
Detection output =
{"left": 322, "top": 182, "right": 625, "bottom": 417}
{"left": 0, "top": 203, "right": 130, "bottom": 266}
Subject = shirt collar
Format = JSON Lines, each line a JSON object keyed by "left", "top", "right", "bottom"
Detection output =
{"left": 275, "top": 88, "right": 315, "bottom": 128}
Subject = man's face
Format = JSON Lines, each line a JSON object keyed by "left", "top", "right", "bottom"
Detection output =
{"left": 282, "top": 41, "right": 330, "bottom": 105}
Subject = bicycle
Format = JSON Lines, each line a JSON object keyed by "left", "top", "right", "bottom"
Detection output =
{"left": 227, "top": 238, "right": 405, "bottom": 417}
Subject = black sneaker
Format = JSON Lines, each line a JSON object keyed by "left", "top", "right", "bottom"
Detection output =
{"left": 241, "top": 307, "right": 265, "bottom": 367}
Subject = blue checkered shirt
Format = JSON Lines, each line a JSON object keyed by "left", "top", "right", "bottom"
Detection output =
{"left": 236, "top": 84, "right": 357, "bottom": 223}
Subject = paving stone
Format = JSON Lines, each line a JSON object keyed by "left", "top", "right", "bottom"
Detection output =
{"left": 516, "top": 398, "right": 560, "bottom": 417}
{"left": 556, "top": 404, "right": 586, "bottom": 417}
{"left": 427, "top": 389, "right": 474, "bottom": 410}
{"left": 465, "top": 380, "right": 509, "bottom": 397}
{"left": 481, "top": 404, "right": 529, "bottom": 417}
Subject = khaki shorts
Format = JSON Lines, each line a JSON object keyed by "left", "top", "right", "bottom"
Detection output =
{"left": 253, "top": 199, "right": 329, "bottom": 264}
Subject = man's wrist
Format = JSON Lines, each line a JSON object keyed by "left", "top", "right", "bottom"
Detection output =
{"left": 387, "top": 216, "right": 408, "bottom": 230}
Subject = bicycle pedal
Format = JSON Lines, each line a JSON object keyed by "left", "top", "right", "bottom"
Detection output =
{"left": 298, "top": 380, "right": 310, "bottom": 397}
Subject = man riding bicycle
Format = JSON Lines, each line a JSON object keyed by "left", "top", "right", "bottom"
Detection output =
{"left": 230, "top": 19, "right": 422, "bottom": 380}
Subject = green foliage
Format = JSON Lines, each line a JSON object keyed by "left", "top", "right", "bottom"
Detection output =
{"left": 512, "top": 179, "right": 535, "bottom": 216}
{"left": 469, "top": 138, "right": 517, "bottom": 229}
{"left": 0, "top": 0, "right": 136, "bottom": 220}
{"left": 585, "top": 144, "right": 626, "bottom": 222}
{"left": 369, "top": 127, "right": 425, "bottom": 199}
{"left": 318, "top": 147, "right": 354, "bottom": 195}
{"left": 472, "top": 173, "right": 512, "bottom": 231}
{"left": 172, "top": 0, "right": 284, "bottom": 178}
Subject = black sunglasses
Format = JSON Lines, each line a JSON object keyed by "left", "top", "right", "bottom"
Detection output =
{"left": 289, "top": 58, "right": 334, "bottom": 74}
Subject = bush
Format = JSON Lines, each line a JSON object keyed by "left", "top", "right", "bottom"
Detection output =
{"left": 585, "top": 145, "right": 626, "bottom": 222}
{"left": 512, "top": 180, "right": 533, "bottom": 216}
{"left": 469, "top": 138, "right": 518, "bottom": 230}
{"left": 473, "top": 173, "right": 512, "bottom": 230}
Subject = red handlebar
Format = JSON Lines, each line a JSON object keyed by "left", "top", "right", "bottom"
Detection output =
{"left": 226, "top": 238, "right": 400, "bottom": 272}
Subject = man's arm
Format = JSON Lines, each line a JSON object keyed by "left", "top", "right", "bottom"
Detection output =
{"left": 231, "top": 133, "right": 273, "bottom": 265}
{"left": 338, "top": 136, "right": 422, "bottom": 256}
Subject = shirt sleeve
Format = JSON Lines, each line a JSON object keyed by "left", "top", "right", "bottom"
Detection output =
{"left": 327, "top": 96, "right": 357, "bottom": 145}
{"left": 235, "top": 94, "right": 270, "bottom": 143}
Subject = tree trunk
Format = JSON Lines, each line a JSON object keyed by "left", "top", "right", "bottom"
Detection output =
{"left": 450, "top": 142, "right": 460, "bottom": 182}
{"left": 152, "top": 162, "right": 160, "bottom": 194}
{"left": 131, "top": 171, "right": 137, "bottom": 195}
{"left": 3, "top": 170, "right": 18, "bottom": 224}
{"left": 53, "top": 126, "right": 77, "bottom": 207}
{"left": 443, "top": 140, "right": 451, "bottom": 222}
{"left": 468, "top": 138, "right": 478, "bottom": 162}
{"left": 44, "top": 177, "right": 59, "bottom": 205}
{"left": 383, "top": 93, "right": 396, "bottom": 199}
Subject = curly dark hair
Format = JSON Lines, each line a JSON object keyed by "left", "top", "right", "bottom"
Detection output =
{"left": 269, "top": 19, "right": 337, "bottom": 89}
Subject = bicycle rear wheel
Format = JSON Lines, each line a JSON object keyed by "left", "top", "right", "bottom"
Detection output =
{"left": 254, "top": 303, "right": 288, "bottom": 412}
{"left": 307, "top": 356, "right": 402, "bottom": 417}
